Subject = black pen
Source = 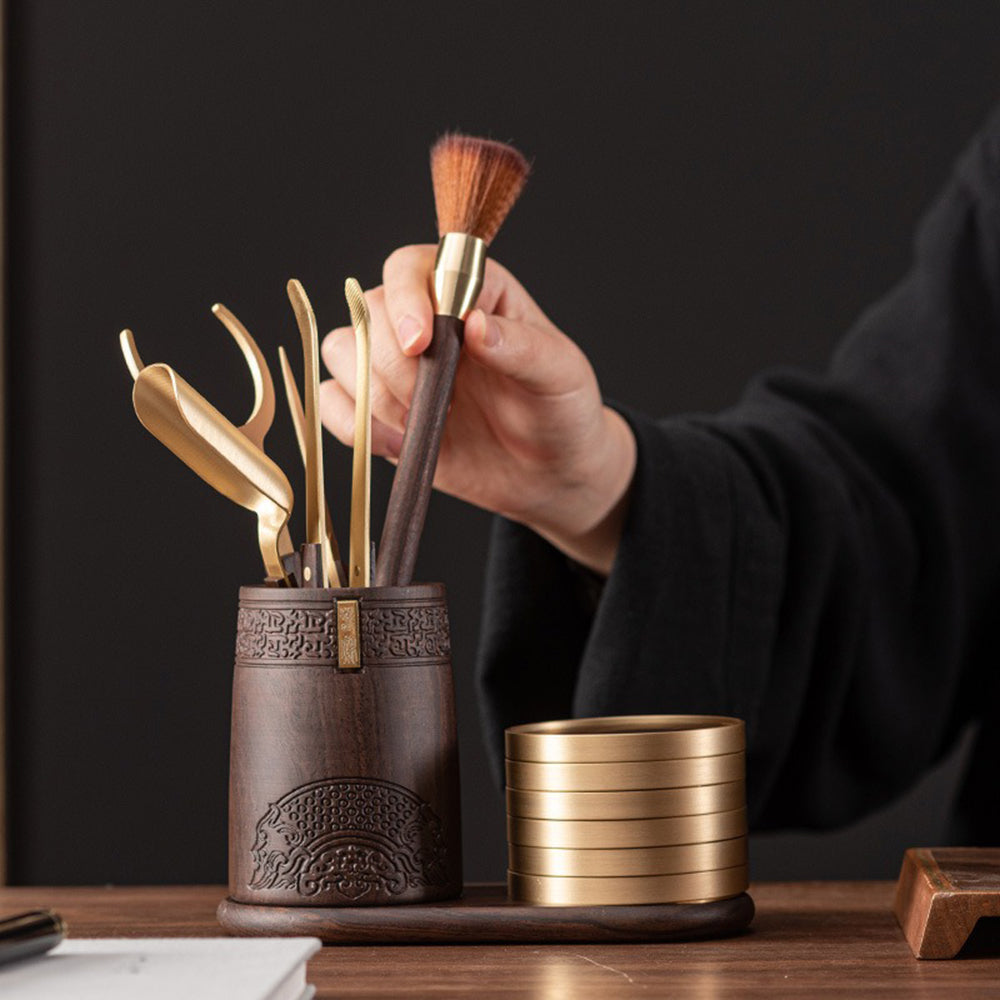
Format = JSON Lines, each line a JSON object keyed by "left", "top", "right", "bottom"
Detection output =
{"left": 0, "top": 910, "right": 66, "bottom": 967}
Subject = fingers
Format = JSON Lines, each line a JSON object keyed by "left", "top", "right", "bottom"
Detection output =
{"left": 382, "top": 245, "right": 436, "bottom": 356}
{"left": 477, "top": 258, "right": 549, "bottom": 325}
{"left": 463, "top": 309, "right": 588, "bottom": 396}
{"left": 321, "top": 286, "right": 415, "bottom": 429}
{"left": 319, "top": 379, "right": 404, "bottom": 460}
{"left": 339, "top": 244, "right": 573, "bottom": 405}
{"left": 381, "top": 245, "right": 549, "bottom": 355}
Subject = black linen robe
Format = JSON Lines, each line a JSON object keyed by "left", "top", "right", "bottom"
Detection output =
{"left": 476, "top": 111, "right": 1000, "bottom": 840}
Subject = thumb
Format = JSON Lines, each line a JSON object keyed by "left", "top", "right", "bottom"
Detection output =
{"left": 463, "top": 309, "right": 579, "bottom": 395}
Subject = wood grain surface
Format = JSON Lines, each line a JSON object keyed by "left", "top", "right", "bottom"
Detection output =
{"left": 376, "top": 313, "right": 464, "bottom": 587}
{"left": 1, "top": 883, "right": 999, "bottom": 997}
{"left": 217, "top": 885, "right": 753, "bottom": 943}
{"left": 230, "top": 584, "right": 462, "bottom": 907}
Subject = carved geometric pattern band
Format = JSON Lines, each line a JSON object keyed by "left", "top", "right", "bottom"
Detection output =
{"left": 248, "top": 777, "right": 451, "bottom": 900}
{"left": 235, "top": 599, "right": 450, "bottom": 667}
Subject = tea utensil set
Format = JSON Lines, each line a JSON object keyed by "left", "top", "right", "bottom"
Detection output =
{"left": 120, "top": 281, "right": 370, "bottom": 587}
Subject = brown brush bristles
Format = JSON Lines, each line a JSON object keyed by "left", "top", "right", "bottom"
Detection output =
{"left": 430, "top": 134, "right": 530, "bottom": 245}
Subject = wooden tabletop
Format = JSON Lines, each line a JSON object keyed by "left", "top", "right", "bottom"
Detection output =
{"left": 1, "top": 882, "right": 998, "bottom": 997}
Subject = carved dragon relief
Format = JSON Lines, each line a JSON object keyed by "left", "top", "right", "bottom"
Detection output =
{"left": 248, "top": 777, "right": 451, "bottom": 899}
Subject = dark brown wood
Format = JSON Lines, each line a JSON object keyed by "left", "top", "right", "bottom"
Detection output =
{"left": 6, "top": 883, "right": 1000, "bottom": 998}
{"left": 217, "top": 885, "right": 754, "bottom": 943}
{"left": 894, "top": 847, "right": 1000, "bottom": 958}
{"left": 279, "top": 549, "right": 302, "bottom": 587}
{"left": 377, "top": 313, "right": 464, "bottom": 587}
{"left": 230, "top": 583, "right": 461, "bottom": 907}
{"left": 298, "top": 542, "right": 322, "bottom": 587}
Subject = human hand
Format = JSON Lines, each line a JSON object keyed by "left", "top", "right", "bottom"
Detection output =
{"left": 320, "top": 245, "right": 635, "bottom": 574}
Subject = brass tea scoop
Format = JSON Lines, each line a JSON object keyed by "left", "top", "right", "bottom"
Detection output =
{"left": 121, "top": 307, "right": 298, "bottom": 582}
{"left": 130, "top": 362, "right": 295, "bottom": 583}
{"left": 122, "top": 305, "right": 277, "bottom": 453}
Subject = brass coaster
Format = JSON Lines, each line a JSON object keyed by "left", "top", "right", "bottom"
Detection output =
{"left": 508, "top": 837, "right": 748, "bottom": 878}
{"left": 507, "top": 780, "right": 746, "bottom": 820}
{"left": 509, "top": 864, "right": 749, "bottom": 906}
{"left": 505, "top": 753, "right": 744, "bottom": 792}
{"left": 506, "top": 715, "right": 744, "bottom": 763}
{"left": 508, "top": 806, "right": 748, "bottom": 849}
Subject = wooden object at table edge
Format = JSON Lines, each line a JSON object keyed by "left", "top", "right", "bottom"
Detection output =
{"left": 217, "top": 884, "right": 754, "bottom": 944}
{"left": 894, "top": 846, "right": 1000, "bottom": 959}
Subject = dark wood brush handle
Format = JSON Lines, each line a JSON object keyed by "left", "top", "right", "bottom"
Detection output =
{"left": 377, "top": 314, "right": 463, "bottom": 586}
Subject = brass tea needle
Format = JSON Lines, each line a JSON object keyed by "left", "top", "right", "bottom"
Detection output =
{"left": 278, "top": 345, "right": 346, "bottom": 586}
{"left": 344, "top": 278, "right": 372, "bottom": 587}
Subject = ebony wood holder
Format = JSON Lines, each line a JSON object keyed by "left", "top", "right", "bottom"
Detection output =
{"left": 226, "top": 583, "right": 462, "bottom": 909}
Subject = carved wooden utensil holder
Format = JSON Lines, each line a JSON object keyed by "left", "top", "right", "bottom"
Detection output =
{"left": 226, "top": 583, "right": 462, "bottom": 908}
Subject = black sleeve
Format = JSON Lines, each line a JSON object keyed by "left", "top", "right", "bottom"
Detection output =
{"left": 475, "top": 108, "right": 1000, "bottom": 832}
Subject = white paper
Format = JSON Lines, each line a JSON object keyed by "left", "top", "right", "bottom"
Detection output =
{"left": 0, "top": 937, "right": 321, "bottom": 1000}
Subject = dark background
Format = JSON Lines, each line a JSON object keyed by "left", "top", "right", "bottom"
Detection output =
{"left": 6, "top": 1, "right": 1000, "bottom": 884}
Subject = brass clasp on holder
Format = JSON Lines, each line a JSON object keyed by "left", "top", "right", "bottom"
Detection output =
{"left": 336, "top": 599, "right": 362, "bottom": 670}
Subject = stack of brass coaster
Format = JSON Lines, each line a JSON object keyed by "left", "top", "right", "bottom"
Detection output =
{"left": 505, "top": 715, "right": 748, "bottom": 906}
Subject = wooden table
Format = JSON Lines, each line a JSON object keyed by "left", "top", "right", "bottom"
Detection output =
{"left": 1, "top": 883, "right": 998, "bottom": 997}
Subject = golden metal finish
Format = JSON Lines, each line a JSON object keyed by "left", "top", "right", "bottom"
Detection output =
{"left": 433, "top": 232, "right": 486, "bottom": 320}
{"left": 119, "top": 329, "right": 144, "bottom": 379}
{"left": 209, "top": 303, "right": 274, "bottom": 451}
{"left": 505, "top": 753, "right": 744, "bottom": 792}
{"left": 507, "top": 807, "right": 748, "bottom": 850}
{"left": 121, "top": 308, "right": 298, "bottom": 578}
{"left": 278, "top": 346, "right": 307, "bottom": 456}
{"left": 287, "top": 279, "right": 329, "bottom": 586}
{"left": 278, "top": 345, "right": 344, "bottom": 585}
{"left": 506, "top": 780, "right": 746, "bottom": 821}
{"left": 124, "top": 306, "right": 277, "bottom": 448}
{"left": 344, "top": 278, "right": 372, "bottom": 588}
{"left": 505, "top": 715, "right": 745, "bottom": 763}
{"left": 131, "top": 363, "right": 293, "bottom": 582}
{"left": 508, "top": 837, "right": 748, "bottom": 878}
{"left": 508, "top": 865, "right": 749, "bottom": 907}
{"left": 336, "top": 599, "right": 362, "bottom": 670}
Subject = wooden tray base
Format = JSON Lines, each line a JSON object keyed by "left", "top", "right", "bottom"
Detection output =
{"left": 217, "top": 883, "right": 754, "bottom": 944}
{"left": 895, "top": 847, "right": 1000, "bottom": 958}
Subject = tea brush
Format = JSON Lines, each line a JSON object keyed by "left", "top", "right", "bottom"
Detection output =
{"left": 377, "top": 134, "right": 529, "bottom": 586}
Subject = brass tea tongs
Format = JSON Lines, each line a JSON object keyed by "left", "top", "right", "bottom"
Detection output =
{"left": 286, "top": 279, "right": 337, "bottom": 588}
{"left": 278, "top": 348, "right": 345, "bottom": 586}
{"left": 120, "top": 309, "right": 297, "bottom": 584}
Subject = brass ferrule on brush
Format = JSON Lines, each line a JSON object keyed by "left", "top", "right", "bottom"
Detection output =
{"left": 433, "top": 232, "right": 487, "bottom": 320}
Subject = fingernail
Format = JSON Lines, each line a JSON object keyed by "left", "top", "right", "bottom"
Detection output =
{"left": 474, "top": 310, "right": 500, "bottom": 349}
{"left": 397, "top": 315, "right": 423, "bottom": 351}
